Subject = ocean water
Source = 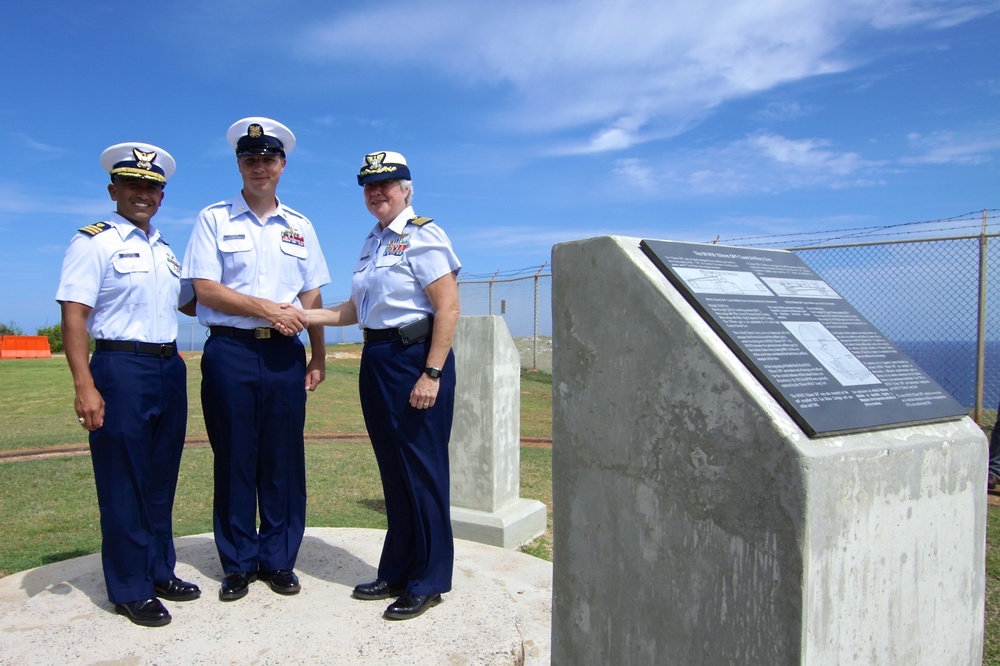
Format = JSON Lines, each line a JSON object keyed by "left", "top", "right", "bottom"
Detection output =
{"left": 895, "top": 340, "right": 1000, "bottom": 411}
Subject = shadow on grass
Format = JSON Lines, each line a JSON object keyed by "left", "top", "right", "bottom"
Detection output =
{"left": 41, "top": 550, "right": 92, "bottom": 565}
{"left": 358, "top": 498, "right": 386, "bottom": 515}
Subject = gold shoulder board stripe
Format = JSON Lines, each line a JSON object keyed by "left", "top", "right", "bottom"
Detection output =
{"left": 79, "top": 222, "right": 112, "bottom": 237}
{"left": 409, "top": 216, "right": 433, "bottom": 226}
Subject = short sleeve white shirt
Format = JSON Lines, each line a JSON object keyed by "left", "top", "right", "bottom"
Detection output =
{"left": 55, "top": 213, "right": 185, "bottom": 343}
{"left": 351, "top": 206, "right": 461, "bottom": 329}
{"left": 182, "top": 193, "right": 331, "bottom": 328}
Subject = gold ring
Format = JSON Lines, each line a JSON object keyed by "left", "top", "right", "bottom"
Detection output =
{"left": 77, "top": 417, "right": 85, "bottom": 424}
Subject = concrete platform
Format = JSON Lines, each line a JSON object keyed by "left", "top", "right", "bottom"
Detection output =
{"left": 0, "top": 528, "right": 552, "bottom": 665}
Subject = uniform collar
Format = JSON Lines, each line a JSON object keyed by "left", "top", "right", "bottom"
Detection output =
{"left": 230, "top": 192, "right": 290, "bottom": 226}
{"left": 109, "top": 211, "right": 160, "bottom": 243}
{"left": 379, "top": 205, "right": 416, "bottom": 236}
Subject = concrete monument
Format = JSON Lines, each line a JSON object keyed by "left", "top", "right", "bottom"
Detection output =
{"left": 450, "top": 315, "right": 547, "bottom": 549}
{"left": 551, "top": 236, "right": 986, "bottom": 664}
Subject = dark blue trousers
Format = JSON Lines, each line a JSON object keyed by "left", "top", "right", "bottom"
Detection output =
{"left": 359, "top": 338, "right": 456, "bottom": 596}
{"left": 89, "top": 349, "right": 187, "bottom": 605}
{"left": 201, "top": 334, "right": 307, "bottom": 573}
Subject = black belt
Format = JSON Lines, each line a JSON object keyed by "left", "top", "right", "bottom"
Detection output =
{"left": 362, "top": 328, "right": 401, "bottom": 343}
{"left": 209, "top": 325, "right": 278, "bottom": 340}
{"left": 363, "top": 315, "right": 434, "bottom": 345}
{"left": 95, "top": 340, "right": 177, "bottom": 357}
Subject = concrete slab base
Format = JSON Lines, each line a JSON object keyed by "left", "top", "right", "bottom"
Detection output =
{"left": 452, "top": 498, "right": 548, "bottom": 549}
{"left": 0, "top": 528, "right": 552, "bottom": 665}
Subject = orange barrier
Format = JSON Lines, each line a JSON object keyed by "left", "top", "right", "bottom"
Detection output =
{"left": 0, "top": 335, "right": 52, "bottom": 359}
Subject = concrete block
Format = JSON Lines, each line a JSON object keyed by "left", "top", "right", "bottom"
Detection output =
{"left": 551, "top": 236, "right": 986, "bottom": 665}
{"left": 450, "top": 315, "right": 547, "bottom": 549}
{"left": 452, "top": 499, "right": 549, "bottom": 549}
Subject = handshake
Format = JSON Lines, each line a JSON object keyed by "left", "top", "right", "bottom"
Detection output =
{"left": 272, "top": 303, "right": 310, "bottom": 336}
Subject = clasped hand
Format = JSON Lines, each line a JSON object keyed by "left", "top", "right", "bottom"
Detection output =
{"left": 273, "top": 303, "right": 308, "bottom": 335}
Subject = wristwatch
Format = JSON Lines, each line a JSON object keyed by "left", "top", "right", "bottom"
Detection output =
{"left": 423, "top": 366, "right": 442, "bottom": 379}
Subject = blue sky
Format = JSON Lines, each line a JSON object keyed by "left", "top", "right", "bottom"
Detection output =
{"left": 1, "top": 0, "right": 998, "bottom": 335}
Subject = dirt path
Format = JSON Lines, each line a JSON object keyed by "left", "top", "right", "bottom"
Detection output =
{"left": 0, "top": 435, "right": 553, "bottom": 463}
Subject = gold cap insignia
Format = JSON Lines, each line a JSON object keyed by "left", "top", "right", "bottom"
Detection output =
{"left": 248, "top": 124, "right": 263, "bottom": 139}
{"left": 133, "top": 147, "right": 156, "bottom": 171}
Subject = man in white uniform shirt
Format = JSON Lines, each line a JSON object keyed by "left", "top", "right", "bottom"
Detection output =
{"left": 181, "top": 117, "right": 329, "bottom": 602}
{"left": 56, "top": 142, "right": 198, "bottom": 627}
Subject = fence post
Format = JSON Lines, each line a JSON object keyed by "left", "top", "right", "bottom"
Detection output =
{"left": 533, "top": 263, "right": 546, "bottom": 371}
{"left": 977, "top": 210, "right": 988, "bottom": 424}
{"left": 488, "top": 270, "right": 499, "bottom": 316}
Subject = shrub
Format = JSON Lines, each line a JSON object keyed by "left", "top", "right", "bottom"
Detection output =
{"left": 37, "top": 324, "right": 63, "bottom": 354}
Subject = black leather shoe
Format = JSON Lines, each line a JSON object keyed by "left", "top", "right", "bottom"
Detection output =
{"left": 154, "top": 577, "right": 201, "bottom": 601}
{"left": 383, "top": 593, "right": 442, "bottom": 620}
{"left": 259, "top": 569, "right": 301, "bottom": 595}
{"left": 219, "top": 571, "right": 257, "bottom": 601}
{"left": 115, "top": 598, "right": 171, "bottom": 627}
{"left": 352, "top": 578, "right": 406, "bottom": 601}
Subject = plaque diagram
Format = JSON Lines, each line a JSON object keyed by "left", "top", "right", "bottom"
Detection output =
{"left": 673, "top": 268, "right": 773, "bottom": 296}
{"left": 782, "top": 321, "right": 881, "bottom": 386}
{"left": 760, "top": 276, "right": 841, "bottom": 299}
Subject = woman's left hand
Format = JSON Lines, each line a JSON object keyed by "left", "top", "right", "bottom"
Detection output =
{"left": 409, "top": 374, "right": 440, "bottom": 410}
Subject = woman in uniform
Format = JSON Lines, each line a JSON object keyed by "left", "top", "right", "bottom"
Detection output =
{"left": 287, "top": 150, "right": 460, "bottom": 620}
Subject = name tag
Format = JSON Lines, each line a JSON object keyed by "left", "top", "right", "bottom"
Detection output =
{"left": 112, "top": 253, "right": 149, "bottom": 273}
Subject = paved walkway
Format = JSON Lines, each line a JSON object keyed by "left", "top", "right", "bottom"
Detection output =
{"left": 0, "top": 528, "right": 552, "bottom": 665}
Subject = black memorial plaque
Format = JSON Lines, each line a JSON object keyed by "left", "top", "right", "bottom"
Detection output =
{"left": 640, "top": 239, "right": 967, "bottom": 437}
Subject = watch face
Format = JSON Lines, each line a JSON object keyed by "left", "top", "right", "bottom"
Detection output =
{"left": 424, "top": 367, "right": 442, "bottom": 379}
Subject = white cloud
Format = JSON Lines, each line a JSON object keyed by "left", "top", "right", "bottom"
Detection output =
{"left": 745, "top": 133, "right": 872, "bottom": 175}
{"left": 0, "top": 185, "right": 106, "bottom": 217}
{"left": 292, "top": 0, "right": 996, "bottom": 153}
{"left": 611, "top": 132, "right": 885, "bottom": 195}
{"left": 15, "top": 133, "right": 70, "bottom": 159}
{"left": 905, "top": 128, "right": 1000, "bottom": 164}
{"left": 612, "top": 158, "right": 658, "bottom": 193}
{"left": 752, "top": 101, "right": 810, "bottom": 122}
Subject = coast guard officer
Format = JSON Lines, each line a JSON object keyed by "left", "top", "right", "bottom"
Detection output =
{"left": 282, "top": 151, "right": 461, "bottom": 620}
{"left": 181, "top": 117, "right": 329, "bottom": 601}
{"left": 56, "top": 142, "right": 199, "bottom": 627}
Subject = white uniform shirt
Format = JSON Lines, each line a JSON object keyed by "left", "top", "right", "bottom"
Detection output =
{"left": 351, "top": 206, "right": 461, "bottom": 330}
{"left": 182, "top": 193, "right": 331, "bottom": 328}
{"left": 55, "top": 213, "right": 190, "bottom": 343}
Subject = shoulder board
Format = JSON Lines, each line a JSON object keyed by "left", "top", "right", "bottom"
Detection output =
{"left": 408, "top": 216, "right": 434, "bottom": 226}
{"left": 78, "top": 222, "right": 112, "bottom": 237}
{"left": 158, "top": 237, "right": 171, "bottom": 246}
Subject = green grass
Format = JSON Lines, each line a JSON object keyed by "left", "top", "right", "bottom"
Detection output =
{"left": 0, "top": 350, "right": 555, "bottom": 577}
{"left": 0, "top": 358, "right": 86, "bottom": 450}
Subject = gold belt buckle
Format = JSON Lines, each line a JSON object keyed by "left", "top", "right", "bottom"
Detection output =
{"left": 255, "top": 328, "right": 271, "bottom": 339}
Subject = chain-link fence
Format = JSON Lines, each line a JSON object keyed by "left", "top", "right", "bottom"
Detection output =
{"left": 790, "top": 233, "right": 1000, "bottom": 424}
{"left": 456, "top": 266, "right": 552, "bottom": 373}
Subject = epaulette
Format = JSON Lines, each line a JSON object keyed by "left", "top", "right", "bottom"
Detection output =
{"left": 409, "top": 216, "right": 433, "bottom": 226}
{"left": 78, "top": 222, "right": 112, "bottom": 237}
{"left": 283, "top": 206, "right": 308, "bottom": 222}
